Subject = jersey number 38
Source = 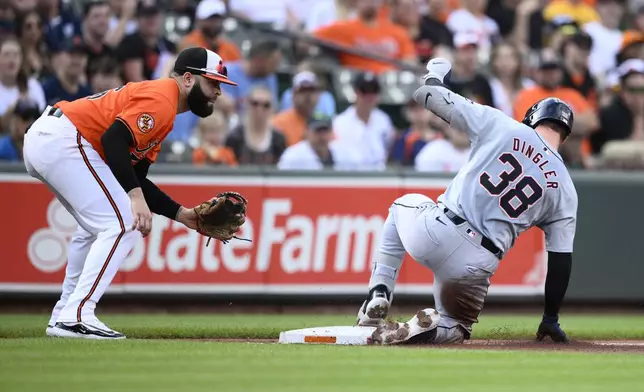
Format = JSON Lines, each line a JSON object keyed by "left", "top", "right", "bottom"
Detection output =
{"left": 479, "top": 153, "right": 544, "bottom": 219}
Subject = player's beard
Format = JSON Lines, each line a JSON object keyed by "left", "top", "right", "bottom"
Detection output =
{"left": 187, "top": 82, "right": 215, "bottom": 118}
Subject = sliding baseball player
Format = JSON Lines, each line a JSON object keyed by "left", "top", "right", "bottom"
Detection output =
{"left": 23, "top": 48, "right": 246, "bottom": 340}
{"left": 358, "top": 58, "right": 577, "bottom": 345}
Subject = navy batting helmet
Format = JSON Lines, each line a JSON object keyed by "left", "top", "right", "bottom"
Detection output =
{"left": 522, "top": 97, "right": 574, "bottom": 139}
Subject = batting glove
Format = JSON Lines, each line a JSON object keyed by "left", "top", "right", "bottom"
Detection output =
{"left": 421, "top": 57, "right": 452, "bottom": 84}
{"left": 536, "top": 315, "right": 569, "bottom": 343}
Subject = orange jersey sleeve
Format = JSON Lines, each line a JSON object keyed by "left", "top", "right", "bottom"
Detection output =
{"left": 56, "top": 78, "right": 179, "bottom": 164}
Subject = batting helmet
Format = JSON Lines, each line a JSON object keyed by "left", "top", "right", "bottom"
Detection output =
{"left": 522, "top": 97, "right": 574, "bottom": 139}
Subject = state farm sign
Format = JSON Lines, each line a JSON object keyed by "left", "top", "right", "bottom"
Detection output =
{"left": 0, "top": 174, "right": 546, "bottom": 295}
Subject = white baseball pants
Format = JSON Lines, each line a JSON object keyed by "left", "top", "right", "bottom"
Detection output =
{"left": 368, "top": 193, "right": 500, "bottom": 344}
{"left": 23, "top": 107, "right": 139, "bottom": 324}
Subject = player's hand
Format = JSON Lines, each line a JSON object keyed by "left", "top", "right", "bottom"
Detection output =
{"left": 422, "top": 57, "right": 452, "bottom": 84}
{"left": 128, "top": 188, "right": 152, "bottom": 237}
{"left": 176, "top": 206, "right": 199, "bottom": 231}
{"left": 536, "top": 315, "right": 569, "bottom": 343}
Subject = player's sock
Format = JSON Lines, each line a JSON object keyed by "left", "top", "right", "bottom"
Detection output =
{"left": 367, "top": 213, "right": 405, "bottom": 295}
{"left": 368, "top": 253, "right": 401, "bottom": 296}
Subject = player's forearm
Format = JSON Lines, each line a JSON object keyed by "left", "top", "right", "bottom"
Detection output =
{"left": 139, "top": 178, "right": 182, "bottom": 220}
{"left": 543, "top": 252, "right": 572, "bottom": 317}
{"left": 412, "top": 78, "right": 467, "bottom": 125}
{"left": 101, "top": 121, "right": 140, "bottom": 193}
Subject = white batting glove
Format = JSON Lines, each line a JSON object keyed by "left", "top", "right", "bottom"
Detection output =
{"left": 421, "top": 57, "right": 452, "bottom": 83}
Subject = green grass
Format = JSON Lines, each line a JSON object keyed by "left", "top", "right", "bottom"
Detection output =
{"left": 1, "top": 338, "right": 644, "bottom": 392}
{"left": 2, "top": 313, "right": 644, "bottom": 340}
{"left": 2, "top": 313, "right": 644, "bottom": 392}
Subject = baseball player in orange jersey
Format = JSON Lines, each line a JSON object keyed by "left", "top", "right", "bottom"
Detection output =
{"left": 23, "top": 47, "right": 237, "bottom": 339}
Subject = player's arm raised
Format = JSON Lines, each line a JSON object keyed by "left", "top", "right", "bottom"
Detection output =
{"left": 412, "top": 58, "right": 502, "bottom": 145}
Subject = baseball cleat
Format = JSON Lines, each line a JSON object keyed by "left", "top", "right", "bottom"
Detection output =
{"left": 356, "top": 286, "right": 391, "bottom": 326}
{"left": 47, "top": 320, "right": 126, "bottom": 340}
{"left": 370, "top": 308, "right": 440, "bottom": 345}
{"left": 45, "top": 324, "right": 54, "bottom": 336}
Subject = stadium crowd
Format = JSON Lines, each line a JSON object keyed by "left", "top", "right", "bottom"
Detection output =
{"left": 1, "top": 0, "right": 644, "bottom": 171}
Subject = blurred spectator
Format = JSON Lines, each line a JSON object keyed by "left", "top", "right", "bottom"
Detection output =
{"left": 272, "top": 71, "right": 321, "bottom": 146}
{"left": 81, "top": 1, "right": 114, "bottom": 78}
{"left": 0, "top": 1, "right": 14, "bottom": 40}
{"left": 559, "top": 30, "right": 597, "bottom": 108}
{"left": 543, "top": 0, "right": 600, "bottom": 27}
{"left": 388, "top": 98, "right": 445, "bottom": 166}
{"left": 489, "top": 41, "right": 535, "bottom": 117}
{"left": 415, "top": 125, "right": 471, "bottom": 173}
{"left": 446, "top": 32, "right": 494, "bottom": 106}
{"left": 312, "top": 0, "right": 417, "bottom": 74}
{"left": 0, "top": 37, "right": 45, "bottom": 119}
{"left": 511, "top": 0, "right": 546, "bottom": 51}
{"left": 192, "top": 110, "right": 237, "bottom": 166}
{"left": 16, "top": 10, "right": 48, "bottom": 79}
{"left": 446, "top": 0, "right": 500, "bottom": 56}
{"left": 106, "top": 0, "right": 137, "bottom": 46}
{"left": 0, "top": 97, "right": 38, "bottom": 161}
{"left": 616, "top": 30, "right": 644, "bottom": 68}
{"left": 39, "top": 0, "right": 82, "bottom": 53}
{"left": 485, "top": 0, "right": 520, "bottom": 39}
{"left": 591, "top": 60, "right": 644, "bottom": 157}
{"left": 116, "top": 0, "right": 176, "bottom": 82}
{"left": 41, "top": 40, "right": 92, "bottom": 105}
{"left": 280, "top": 60, "right": 336, "bottom": 117}
{"left": 221, "top": 40, "right": 281, "bottom": 112}
{"left": 306, "top": 0, "right": 357, "bottom": 32}
{"left": 584, "top": 0, "right": 625, "bottom": 79}
{"left": 278, "top": 114, "right": 360, "bottom": 170}
{"left": 164, "top": 0, "right": 197, "bottom": 43}
{"left": 513, "top": 50, "right": 599, "bottom": 167}
{"left": 333, "top": 72, "right": 394, "bottom": 170}
{"left": 225, "top": 86, "right": 286, "bottom": 164}
{"left": 390, "top": 0, "right": 453, "bottom": 64}
{"left": 88, "top": 57, "right": 122, "bottom": 93}
{"left": 226, "top": 0, "right": 307, "bottom": 28}
{"left": 178, "top": 0, "right": 241, "bottom": 62}
{"left": 11, "top": 0, "right": 36, "bottom": 16}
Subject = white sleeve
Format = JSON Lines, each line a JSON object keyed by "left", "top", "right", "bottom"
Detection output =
{"left": 413, "top": 83, "right": 503, "bottom": 145}
{"left": 28, "top": 79, "right": 46, "bottom": 110}
{"left": 277, "top": 147, "right": 299, "bottom": 170}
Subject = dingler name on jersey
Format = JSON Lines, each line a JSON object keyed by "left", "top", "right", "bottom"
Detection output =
{"left": 512, "top": 138, "right": 559, "bottom": 189}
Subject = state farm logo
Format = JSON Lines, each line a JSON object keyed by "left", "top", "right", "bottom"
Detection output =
{"left": 27, "top": 198, "right": 77, "bottom": 273}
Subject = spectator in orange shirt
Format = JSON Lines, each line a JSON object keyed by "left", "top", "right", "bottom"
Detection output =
{"left": 390, "top": 0, "right": 453, "bottom": 63}
{"left": 514, "top": 50, "right": 599, "bottom": 167}
{"left": 178, "top": 0, "right": 241, "bottom": 63}
{"left": 272, "top": 71, "right": 321, "bottom": 146}
{"left": 312, "top": 0, "right": 417, "bottom": 74}
{"left": 192, "top": 110, "right": 237, "bottom": 166}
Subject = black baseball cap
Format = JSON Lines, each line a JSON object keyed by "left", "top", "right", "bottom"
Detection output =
{"left": 352, "top": 72, "right": 381, "bottom": 93}
{"left": 173, "top": 47, "right": 237, "bottom": 85}
{"left": 13, "top": 98, "right": 40, "bottom": 120}
{"left": 308, "top": 114, "right": 333, "bottom": 131}
{"left": 138, "top": 0, "right": 160, "bottom": 16}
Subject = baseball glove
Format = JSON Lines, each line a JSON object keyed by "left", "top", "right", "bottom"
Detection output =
{"left": 193, "top": 191, "right": 249, "bottom": 246}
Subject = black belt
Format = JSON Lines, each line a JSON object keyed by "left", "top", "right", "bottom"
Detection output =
{"left": 443, "top": 208, "right": 502, "bottom": 258}
{"left": 47, "top": 107, "right": 63, "bottom": 118}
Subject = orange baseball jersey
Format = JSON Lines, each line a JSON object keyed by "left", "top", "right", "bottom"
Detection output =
{"left": 55, "top": 78, "right": 180, "bottom": 164}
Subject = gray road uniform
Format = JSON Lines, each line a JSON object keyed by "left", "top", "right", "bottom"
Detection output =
{"left": 365, "top": 83, "right": 578, "bottom": 344}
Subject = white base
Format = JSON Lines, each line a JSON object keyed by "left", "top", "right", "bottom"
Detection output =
{"left": 279, "top": 325, "right": 377, "bottom": 345}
